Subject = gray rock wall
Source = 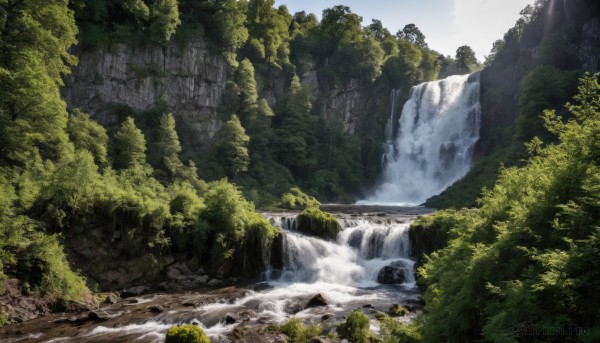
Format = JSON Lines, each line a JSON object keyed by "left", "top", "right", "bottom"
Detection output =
{"left": 63, "top": 39, "right": 229, "bottom": 145}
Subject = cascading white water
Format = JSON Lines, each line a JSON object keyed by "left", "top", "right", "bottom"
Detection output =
{"left": 364, "top": 73, "right": 481, "bottom": 205}
{"left": 268, "top": 215, "right": 415, "bottom": 288}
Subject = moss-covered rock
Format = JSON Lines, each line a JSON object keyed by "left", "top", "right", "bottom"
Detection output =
{"left": 279, "top": 187, "right": 320, "bottom": 210}
{"left": 165, "top": 324, "right": 209, "bottom": 343}
{"left": 295, "top": 207, "right": 341, "bottom": 240}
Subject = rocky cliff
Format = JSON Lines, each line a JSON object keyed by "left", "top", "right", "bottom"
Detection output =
{"left": 63, "top": 39, "right": 229, "bottom": 146}
{"left": 63, "top": 39, "right": 385, "bottom": 146}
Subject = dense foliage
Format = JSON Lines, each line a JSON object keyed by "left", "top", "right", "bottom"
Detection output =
{"left": 412, "top": 73, "right": 600, "bottom": 342}
{"left": 0, "top": 0, "right": 278, "bottom": 304}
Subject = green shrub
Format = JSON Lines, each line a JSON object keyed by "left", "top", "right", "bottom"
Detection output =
{"left": 337, "top": 310, "right": 370, "bottom": 343}
{"left": 280, "top": 317, "right": 322, "bottom": 343}
{"left": 388, "top": 304, "right": 408, "bottom": 317}
{"left": 295, "top": 207, "right": 341, "bottom": 240}
{"left": 379, "top": 315, "right": 422, "bottom": 343}
{"left": 279, "top": 187, "right": 320, "bottom": 210}
{"left": 165, "top": 324, "right": 209, "bottom": 343}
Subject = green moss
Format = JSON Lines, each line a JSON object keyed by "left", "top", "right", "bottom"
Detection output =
{"left": 279, "top": 317, "right": 322, "bottom": 343}
{"left": 337, "top": 310, "right": 370, "bottom": 343}
{"left": 165, "top": 324, "right": 209, "bottom": 343}
{"left": 295, "top": 207, "right": 342, "bottom": 240}
{"left": 279, "top": 187, "right": 320, "bottom": 210}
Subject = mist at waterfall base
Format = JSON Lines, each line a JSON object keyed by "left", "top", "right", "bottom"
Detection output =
{"left": 35, "top": 212, "right": 421, "bottom": 342}
{"left": 360, "top": 73, "right": 481, "bottom": 205}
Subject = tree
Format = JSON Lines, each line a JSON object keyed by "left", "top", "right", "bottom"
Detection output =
{"left": 455, "top": 45, "right": 478, "bottom": 73}
{"left": 396, "top": 23, "right": 427, "bottom": 48}
{"left": 236, "top": 59, "right": 258, "bottom": 112}
{"left": 319, "top": 5, "right": 362, "bottom": 55}
{"left": 0, "top": 0, "right": 78, "bottom": 165}
{"left": 113, "top": 117, "right": 147, "bottom": 169}
{"left": 67, "top": 110, "right": 109, "bottom": 168}
{"left": 246, "top": 0, "right": 290, "bottom": 64}
{"left": 155, "top": 113, "right": 184, "bottom": 179}
{"left": 214, "top": 115, "right": 250, "bottom": 177}
{"left": 149, "top": 0, "right": 181, "bottom": 44}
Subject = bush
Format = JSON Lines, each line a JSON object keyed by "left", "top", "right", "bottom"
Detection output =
{"left": 388, "top": 304, "right": 408, "bottom": 317}
{"left": 295, "top": 207, "right": 341, "bottom": 240}
{"left": 337, "top": 310, "right": 370, "bottom": 343}
{"left": 279, "top": 187, "right": 320, "bottom": 210}
{"left": 280, "top": 317, "right": 322, "bottom": 343}
{"left": 379, "top": 315, "right": 422, "bottom": 343}
{"left": 165, "top": 324, "right": 209, "bottom": 343}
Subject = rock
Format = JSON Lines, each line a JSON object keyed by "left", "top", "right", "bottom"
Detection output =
{"left": 182, "top": 302, "right": 197, "bottom": 307}
{"left": 128, "top": 299, "right": 139, "bottom": 304}
{"left": 103, "top": 292, "right": 120, "bottom": 305}
{"left": 253, "top": 282, "right": 273, "bottom": 292}
{"left": 149, "top": 305, "right": 164, "bottom": 313}
{"left": 224, "top": 313, "right": 237, "bottom": 325}
{"left": 306, "top": 294, "right": 328, "bottom": 308}
{"left": 376, "top": 261, "right": 408, "bottom": 284}
{"left": 207, "top": 279, "right": 222, "bottom": 286}
{"left": 88, "top": 310, "right": 119, "bottom": 321}
{"left": 51, "top": 299, "right": 90, "bottom": 313}
{"left": 362, "top": 304, "right": 374, "bottom": 308}
{"left": 321, "top": 314, "right": 334, "bottom": 321}
{"left": 121, "top": 285, "right": 150, "bottom": 298}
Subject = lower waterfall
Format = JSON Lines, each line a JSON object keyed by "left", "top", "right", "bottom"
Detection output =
{"left": 363, "top": 73, "right": 481, "bottom": 205}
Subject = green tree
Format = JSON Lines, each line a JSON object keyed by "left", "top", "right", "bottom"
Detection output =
{"left": 113, "top": 117, "right": 147, "bottom": 170}
{"left": 214, "top": 115, "right": 250, "bottom": 177}
{"left": 67, "top": 109, "right": 109, "bottom": 168}
{"left": 246, "top": 0, "right": 290, "bottom": 64}
{"left": 319, "top": 5, "right": 362, "bottom": 55}
{"left": 0, "top": 0, "right": 78, "bottom": 165}
{"left": 149, "top": 0, "right": 181, "bottom": 44}
{"left": 455, "top": 45, "right": 478, "bottom": 73}
{"left": 155, "top": 113, "right": 184, "bottom": 179}
{"left": 397, "top": 23, "right": 427, "bottom": 48}
{"left": 236, "top": 59, "right": 259, "bottom": 112}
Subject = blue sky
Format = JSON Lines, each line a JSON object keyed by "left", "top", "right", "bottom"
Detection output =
{"left": 274, "top": 0, "right": 535, "bottom": 61}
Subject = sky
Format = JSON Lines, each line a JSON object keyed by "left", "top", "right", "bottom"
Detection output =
{"left": 274, "top": 0, "right": 535, "bottom": 61}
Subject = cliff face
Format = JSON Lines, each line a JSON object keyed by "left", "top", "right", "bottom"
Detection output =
{"left": 63, "top": 40, "right": 384, "bottom": 147}
{"left": 63, "top": 39, "right": 229, "bottom": 145}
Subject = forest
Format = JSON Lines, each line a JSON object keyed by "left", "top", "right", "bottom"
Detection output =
{"left": 1, "top": 0, "right": 599, "bottom": 342}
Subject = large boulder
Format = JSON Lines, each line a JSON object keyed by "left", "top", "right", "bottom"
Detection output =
{"left": 376, "top": 261, "right": 408, "bottom": 284}
{"left": 295, "top": 207, "right": 342, "bottom": 240}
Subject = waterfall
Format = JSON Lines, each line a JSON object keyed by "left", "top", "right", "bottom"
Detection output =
{"left": 382, "top": 89, "right": 402, "bottom": 168}
{"left": 267, "top": 214, "right": 414, "bottom": 287}
{"left": 365, "top": 73, "right": 481, "bottom": 205}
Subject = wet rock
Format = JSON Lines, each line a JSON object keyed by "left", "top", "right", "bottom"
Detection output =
{"left": 128, "top": 299, "right": 139, "bottom": 304}
{"left": 103, "top": 292, "right": 120, "bottom": 304}
{"left": 224, "top": 313, "right": 237, "bottom": 325}
{"left": 321, "top": 314, "right": 334, "bottom": 321}
{"left": 121, "top": 285, "right": 150, "bottom": 298}
{"left": 362, "top": 304, "right": 374, "bottom": 308}
{"left": 306, "top": 294, "right": 328, "bottom": 308}
{"left": 376, "top": 261, "right": 408, "bottom": 284}
{"left": 88, "top": 310, "right": 119, "bottom": 321}
{"left": 149, "top": 305, "right": 164, "bottom": 313}
{"left": 253, "top": 282, "right": 273, "bottom": 292}
{"left": 50, "top": 299, "right": 90, "bottom": 313}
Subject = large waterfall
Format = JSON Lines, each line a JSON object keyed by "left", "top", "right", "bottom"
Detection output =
{"left": 365, "top": 73, "right": 481, "bottom": 205}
